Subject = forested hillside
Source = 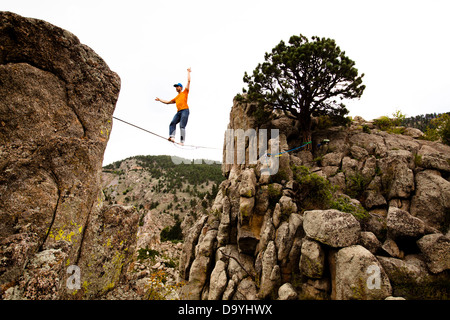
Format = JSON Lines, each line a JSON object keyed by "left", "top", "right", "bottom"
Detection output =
{"left": 102, "top": 155, "right": 224, "bottom": 238}
{"left": 402, "top": 112, "right": 449, "bottom": 132}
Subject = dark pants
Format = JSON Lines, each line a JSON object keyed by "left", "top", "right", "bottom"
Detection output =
{"left": 169, "top": 109, "right": 190, "bottom": 143}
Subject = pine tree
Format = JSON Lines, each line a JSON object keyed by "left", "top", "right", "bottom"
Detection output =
{"left": 243, "top": 34, "right": 365, "bottom": 147}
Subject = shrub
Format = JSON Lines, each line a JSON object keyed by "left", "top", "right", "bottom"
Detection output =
{"left": 373, "top": 116, "right": 392, "bottom": 131}
{"left": 160, "top": 220, "right": 183, "bottom": 242}
{"left": 316, "top": 115, "right": 334, "bottom": 129}
{"left": 292, "top": 165, "right": 335, "bottom": 211}
{"left": 149, "top": 201, "right": 159, "bottom": 210}
{"left": 345, "top": 172, "right": 372, "bottom": 201}
{"left": 362, "top": 124, "right": 371, "bottom": 134}
{"left": 373, "top": 110, "right": 407, "bottom": 133}
{"left": 144, "top": 270, "right": 185, "bottom": 300}
{"left": 414, "top": 154, "right": 423, "bottom": 167}
{"left": 330, "top": 195, "right": 369, "bottom": 221}
{"left": 423, "top": 113, "right": 450, "bottom": 145}
{"left": 391, "top": 109, "right": 406, "bottom": 126}
{"left": 267, "top": 183, "right": 283, "bottom": 209}
{"left": 290, "top": 165, "right": 370, "bottom": 220}
{"left": 137, "top": 247, "right": 160, "bottom": 261}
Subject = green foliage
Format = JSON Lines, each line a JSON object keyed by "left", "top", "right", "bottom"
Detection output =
{"left": 133, "top": 155, "right": 224, "bottom": 186}
{"left": 316, "top": 115, "right": 334, "bottom": 130}
{"left": 362, "top": 124, "right": 371, "bottom": 134}
{"left": 138, "top": 212, "right": 146, "bottom": 226}
{"left": 292, "top": 165, "right": 335, "bottom": 211}
{"left": 242, "top": 34, "right": 365, "bottom": 141}
{"left": 267, "top": 183, "right": 283, "bottom": 209}
{"left": 330, "top": 196, "right": 369, "bottom": 221}
{"left": 160, "top": 218, "right": 183, "bottom": 243}
{"left": 149, "top": 201, "right": 159, "bottom": 210}
{"left": 373, "top": 110, "right": 407, "bottom": 134}
{"left": 163, "top": 259, "right": 177, "bottom": 269}
{"left": 391, "top": 109, "right": 406, "bottom": 126}
{"left": 414, "top": 154, "right": 423, "bottom": 167}
{"left": 402, "top": 112, "right": 446, "bottom": 132}
{"left": 424, "top": 126, "right": 440, "bottom": 141}
{"left": 103, "top": 159, "right": 124, "bottom": 171}
{"left": 373, "top": 116, "right": 393, "bottom": 131}
{"left": 389, "top": 127, "right": 406, "bottom": 135}
{"left": 103, "top": 155, "right": 224, "bottom": 210}
{"left": 252, "top": 104, "right": 274, "bottom": 127}
{"left": 122, "top": 187, "right": 132, "bottom": 195}
{"left": 137, "top": 247, "right": 160, "bottom": 261}
{"left": 291, "top": 165, "right": 369, "bottom": 220}
{"left": 423, "top": 113, "right": 450, "bottom": 145}
{"left": 316, "top": 114, "right": 353, "bottom": 130}
{"left": 345, "top": 172, "right": 372, "bottom": 201}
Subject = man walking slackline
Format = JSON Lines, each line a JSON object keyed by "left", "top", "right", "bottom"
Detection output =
{"left": 155, "top": 68, "right": 191, "bottom": 146}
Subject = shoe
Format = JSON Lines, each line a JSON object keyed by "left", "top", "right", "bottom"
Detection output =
{"left": 168, "top": 137, "right": 175, "bottom": 143}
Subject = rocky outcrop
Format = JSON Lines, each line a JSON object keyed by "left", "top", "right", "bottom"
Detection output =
{"left": 334, "top": 245, "right": 392, "bottom": 300}
{"left": 179, "top": 98, "right": 450, "bottom": 300}
{"left": 0, "top": 12, "right": 132, "bottom": 299}
{"left": 303, "top": 209, "right": 361, "bottom": 248}
{"left": 410, "top": 170, "right": 450, "bottom": 231}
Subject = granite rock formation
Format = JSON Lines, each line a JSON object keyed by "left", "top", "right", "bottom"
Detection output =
{"left": 179, "top": 98, "right": 450, "bottom": 300}
{"left": 0, "top": 12, "right": 137, "bottom": 299}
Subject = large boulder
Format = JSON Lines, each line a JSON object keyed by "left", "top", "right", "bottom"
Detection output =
{"left": 349, "top": 132, "right": 387, "bottom": 158}
{"left": 410, "top": 170, "right": 450, "bottom": 232}
{"left": 180, "top": 218, "right": 218, "bottom": 299}
{"left": 303, "top": 209, "right": 361, "bottom": 248}
{"left": 359, "top": 231, "right": 382, "bottom": 254}
{"left": 417, "top": 233, "right": 450, "bottom": 274}
{"left": 377, "top": 255, "right": 429, "bottom": 286}
{"left": 70, "top": 205, "right": 139, "bottom": 299}
{"left": 381, "top": 130, "right": 420, "bottom": 153}
{"left": 0, "top": 12, "right": 122, "bottom": 299}
{"left": 278, "top": 282, "right": 298, "bottom": 300}
{"left": 275, "top": 213, "right": 302, "bottom": 265}
{"left": 386, "top": 207, "right": 425, "bottom": 240}
{"left": 258, "top": 241, "right": 280, "bottom": 299}
{"left": 334, "top": 245, "right": 392, "bottom": 300}
{"left": 239, "top": 168, "right": 257, "bottom": 198}
{"left": 208, "top": 260, "right": 228, "bottom": 300}
{"left": 299, "top": 239, "right": 325, "bottom": 278}
{"left": 378, "top": 255, "right": 449, "bottom": 299}
{"left": 417, "top": 143, "right": 450, "bottom": 173}
{"left": 378, "top": 150, "right": 415, "bottom": 200}
{"left": 179, "top": 215, "right": 209, "bottom": 280}
{"left": 321, "top": 152, "right": 344, "bottom": 167}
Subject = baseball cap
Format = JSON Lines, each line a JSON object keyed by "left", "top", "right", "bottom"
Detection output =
{"left": 173, "top": 83, "right": 183, "bottom": 88}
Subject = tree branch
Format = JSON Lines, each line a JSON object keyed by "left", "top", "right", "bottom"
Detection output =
{"left": 218, "top": 248, "right": 255, "bottom": 281}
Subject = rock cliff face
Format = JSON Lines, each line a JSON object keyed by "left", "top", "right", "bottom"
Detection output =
{"left": 0, "top": 12, "right": 137, "bottom": 299}
{"left": 179, "top": 98, "right": 450, "bottom": 300}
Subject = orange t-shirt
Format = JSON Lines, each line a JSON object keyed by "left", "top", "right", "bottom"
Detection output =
{"left": 171, "top": 88, "right": 189, "bottom": 112}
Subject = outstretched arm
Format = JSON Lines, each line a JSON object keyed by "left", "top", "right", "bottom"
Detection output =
{"left": 186, "top": 68, "right": 191, "bottom": 91}
{"left": 155, "top": 97, "right": 174, "bottom": 104}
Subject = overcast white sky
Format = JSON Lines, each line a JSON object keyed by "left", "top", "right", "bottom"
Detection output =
{"left": 3, "top": 0, "right": 450, "bottom": 165}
